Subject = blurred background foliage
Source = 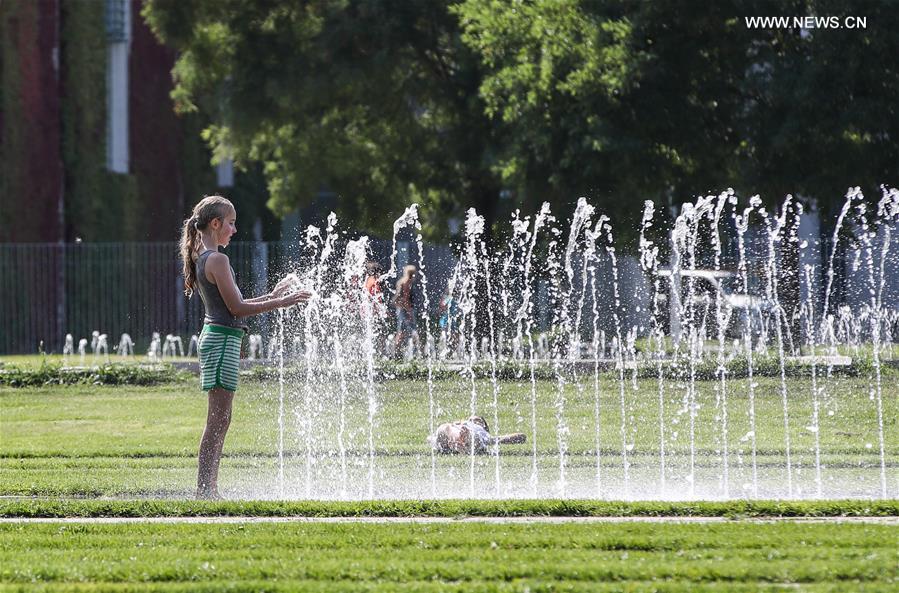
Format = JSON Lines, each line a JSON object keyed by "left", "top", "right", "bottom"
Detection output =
{"left": 141, "top": 0, "right": 898, "bottom": 242}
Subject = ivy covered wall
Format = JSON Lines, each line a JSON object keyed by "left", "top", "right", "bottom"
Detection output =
{"left": 1, "top": 0, "right": 274, "bottom": 244}
{"left": 0, "top": 0, "right": 64, "bottom": 242}
{"left": 59, "top": 0, "right": 137, "bottom": 241}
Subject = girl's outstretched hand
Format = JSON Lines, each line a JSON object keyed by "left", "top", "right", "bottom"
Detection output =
{"left": 273, "top": 274, "right": 301, "bottom": 297}
{"left": 280, "top": 290, "right": 311, "bottom": 308}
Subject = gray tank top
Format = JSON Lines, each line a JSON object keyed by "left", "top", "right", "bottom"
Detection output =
{"left": 195, "top": 250, "right": 245, "bottom": 329}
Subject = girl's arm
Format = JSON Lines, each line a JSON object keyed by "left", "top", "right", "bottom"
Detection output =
{"left": 244, "top": 293, "right": 274, "bottom": 304}
{"left": 205, "top": 253, "right": 307, "bottom": 317}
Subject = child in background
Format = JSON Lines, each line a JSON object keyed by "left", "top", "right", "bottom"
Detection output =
{"left": 364, "top": 261, "right": 383, "bottom": 297}
{"left": 393, "top": 265, "right": 418, "bottom": 355}
{"left": 180, "top": 195, "right": 310, "bottom": 499}
{"left": 428, "top": 415, "right": 527, "bottom": 455}
{"left": 362, "top": 261, "right": 388, "bottom": 354}
{"left": 364, "top": 261, "right": 387, "bottom": 317}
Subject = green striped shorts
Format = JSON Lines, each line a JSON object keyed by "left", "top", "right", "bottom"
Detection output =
{"left": 198, "top": 324, "right": 244, "bottom": 392}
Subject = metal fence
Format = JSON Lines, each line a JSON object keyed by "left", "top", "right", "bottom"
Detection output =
{"left": 0, "top": 239, "right": 456, "bottom": 354}
{"left": 1, "top": 229, "right": 896, "bottom": 355}
{"left": 0, "top": 242, "right": 288, "bottom": 354}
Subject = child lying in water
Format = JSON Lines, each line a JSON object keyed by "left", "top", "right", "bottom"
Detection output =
{"left": 428, "top": 416, "right": 527, "bottom": 454}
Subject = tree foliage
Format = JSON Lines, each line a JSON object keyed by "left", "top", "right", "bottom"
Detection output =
{"left": 457, "top": 0, "right": 899, "bottom": 222}
{"left": 143, "top": 0, "right": 502, "bottom": 239}
{"left": 144, "top": 0, "right": 898, "bottom": 239}
{"left": 738, "top": 0, "right": 899, "bottom": 214}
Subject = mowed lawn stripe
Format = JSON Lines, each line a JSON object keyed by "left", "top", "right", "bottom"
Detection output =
{"left": 1, "top": 523, "right": 896, "bottom": 591}
{"left": 1, "top": 377, "right": 896, "bottom": 499}
{"left": 3, "top": 499, "right": 899, "bottom": 519}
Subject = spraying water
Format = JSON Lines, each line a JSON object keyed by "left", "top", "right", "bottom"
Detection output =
{"left": 735, "top": 198, "right": 760, "bottom": 497}
{"left": 242, "top": 189, "right": 898, "bottom": 501}
{"left": 762, "top": 199, "right": 794, "bottom": 497}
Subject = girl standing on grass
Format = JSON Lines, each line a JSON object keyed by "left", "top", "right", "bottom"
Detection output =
{"left": 180, "top": 195, "right": 309, "bottom": 499}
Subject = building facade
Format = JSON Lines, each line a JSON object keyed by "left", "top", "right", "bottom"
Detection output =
{"left": 0, "top": 0, "right": 226, "bottom": 243}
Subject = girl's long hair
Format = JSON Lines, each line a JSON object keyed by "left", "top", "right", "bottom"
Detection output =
{"left": 180, "top": 195, "right": 234, "bottom": 297}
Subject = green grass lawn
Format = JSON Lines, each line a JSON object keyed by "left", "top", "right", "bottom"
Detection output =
{"left": 1, "top": 371, "right": 897, "bottom": 591}
{"left": 1, "top": 372, "right": 896, "bottom": 498}
{"left": 1, "top": 521, "right": 897, "bottom": 592}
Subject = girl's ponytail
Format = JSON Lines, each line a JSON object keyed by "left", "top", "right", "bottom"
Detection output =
{"left": 180, "top": 216, "right": 201, "bottom": 297}
{"left": 180, "top": 194, "right": 234, "bottom": 298}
